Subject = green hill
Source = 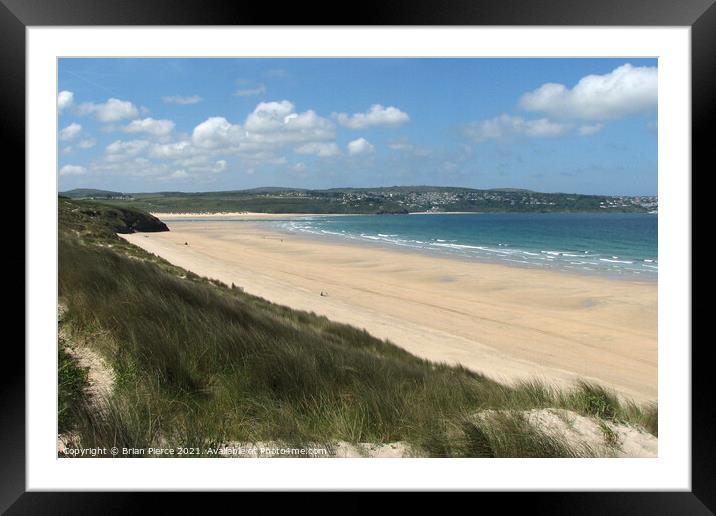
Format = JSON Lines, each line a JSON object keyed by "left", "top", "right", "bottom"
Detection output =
{"left": 85, "top": 186, "right": 657, "bottom": 214}
{"left": 60, "top": 188, "right": 130, "bottom": 199}
{"left": 59, "top": 198, "right": 168, "bottom": 240}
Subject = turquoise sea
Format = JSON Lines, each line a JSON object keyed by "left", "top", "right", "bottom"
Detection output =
{"left": 262, "top": 212, "right": 657, "bottom": 280}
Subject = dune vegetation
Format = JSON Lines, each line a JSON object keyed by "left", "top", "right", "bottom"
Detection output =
{"left": 58, "top": 198, "right": 656, "bottom": 457}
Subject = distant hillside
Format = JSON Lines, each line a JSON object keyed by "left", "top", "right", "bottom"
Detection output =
{"left": 60, "top": 188, "right": 131, "bottom": 200}
{"left": 85, "top": 186, "right": 657, "bottom": 215}
{"left": 59, "top": 197, "right": 169, "bottom": 238}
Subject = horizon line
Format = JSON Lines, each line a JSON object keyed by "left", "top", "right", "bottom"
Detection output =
{"left": 59, "top": 185, "right": 659, "bottom": 198}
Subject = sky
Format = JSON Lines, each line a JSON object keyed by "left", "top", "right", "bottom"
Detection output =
{"left": 57, "top": 58, "right": 658, "bottom": 196}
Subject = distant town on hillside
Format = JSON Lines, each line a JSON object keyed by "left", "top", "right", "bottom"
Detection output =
{"left": 59, "top": 186, "right": 658, "bottom": 215}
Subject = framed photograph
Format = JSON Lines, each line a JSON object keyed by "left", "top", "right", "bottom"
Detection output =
{"left": 5, "top": 0, "right": 709, "bottom": 510}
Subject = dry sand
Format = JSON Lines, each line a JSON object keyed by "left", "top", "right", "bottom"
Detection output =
{"left": 120, "top": 220, "right": 657, "bottom": 403}
{"left": 150, "top": 212, "right": 341, "bottom": 220}
{"left": 478, "top": 409, "right": 657, "bottom": 457}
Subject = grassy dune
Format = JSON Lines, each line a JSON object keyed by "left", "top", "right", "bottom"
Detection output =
{"left": 58, "top": 198, "right": 656, "bottom": 457}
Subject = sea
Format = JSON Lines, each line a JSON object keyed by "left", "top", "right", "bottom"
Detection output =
{"left": 261, "top": 212, "right": 658, "bottom": 280}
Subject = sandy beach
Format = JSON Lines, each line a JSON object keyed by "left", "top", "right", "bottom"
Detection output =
{"left": 150, "top": 212, "right": 341, "bottom": 220}
{"left": 121, "top": 219, "right": 658, "bottom": 403}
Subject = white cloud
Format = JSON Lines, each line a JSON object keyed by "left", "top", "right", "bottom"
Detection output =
{"left": 335, "top": 104, "right": 410, "bottom": 129}
{"left": 294, "top": 142, "right": 340, "bottom": 157}
{"left": 520, "top": 63, "right": 657, "bottom": 121}
{"left": 272, "top": 110, "right": 335, "bottom": 141}
{"left": 91, "top": 157, "right": 170, "bottom": 178}
{"left": 234, "top": 84, "right": 267, "bottom": 97}
{"left": 105, "top": 139, "right": 150, "bottom": 162}
{"left": 213, "top": 160, "right": 227, "bottom": 173}
{"left": 78, "top": 98, "right": 139, "bottom": 122}
{"left": 77, "top": 138, "right": 97, "bottom": 149}
{"left": 192, "top": 117, "right": 243, "bottom": 149}
{"left": 163, "top": 159, "right": 227, "bottom": 180}
{"left": 465, "top": 114, "right": 569, "bottom": 143}
{"left": 245, "top": 101, "right": 295, "bottom": 131}
{"left": 190, "top": 101, "right": 336, "bottom": 158}
{"left": 149, "top": 140, "right": 195, "bottom": 160}
{"left": 89, "top": 99, "right": 341, "bottom": 179}
{"left": 59, "top": 123, "right": 82, "bottom": 141}
{"left": 347, "top": 137, "right": 375, "bottom": 156}
{"left": 124, "top": 117, "right": 175, "bottom": 137}
{"left": 578, "top": 123, "right": 604, "bottom": 136}
{"left": 106, "top": 139, "right": 149, "bottom": 154}
{"left": 59, "top": 164, "right": 86, "bottom": 176}
{"left": 58, "top": 91, "right": 74, "bottom": 112}
{"left": 162, "top": 94, "right": 203, "bottom": 105}
{"left": 172, "top": 154, "right": 212, "bottom": 168}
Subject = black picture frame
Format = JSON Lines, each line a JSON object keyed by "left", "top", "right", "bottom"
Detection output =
{"left": 3, "top": 0, "right": 708, "bottom": 511}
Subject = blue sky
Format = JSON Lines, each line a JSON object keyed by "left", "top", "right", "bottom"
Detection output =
{"left": 58, "top": 58, "right": 657, "bottom": 195}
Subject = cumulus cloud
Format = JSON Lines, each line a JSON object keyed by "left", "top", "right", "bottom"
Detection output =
{"left": 78, "top": 98, "right": 139, "bottom": 122}
{"left": 105, "top": 139, "right": 150, "bottom": 162}
{"left": 162, "top": 94, "right": 203, "bottom": 105}
{"left": 149, "top": 140, "right": 195, "bottom": 160}
{"left": 465, "top": 114, "right": 569, "bottom": 143}
{"left": 58, "top": 91, "right": 74, "bottom": 112}
{"left": 520, "top": 63, "right": 657, "bottom": 121}
{"left": 89, "top": 99, "right": 340, "bottom": 179}
{"left": 190, "top": 101, "right": 336, "bottom": 158}
{"left": 347, "top": 137, "right": 375, "bottom": 156}
{"left": 169, "top": 169, "right": 189, "bottom": 179}
{"left": 124, "top": 117, "right": 175, "bottom": 137}
{"left": 335, "top": 104, "right": 410, "bottom": 129}
{"left": 59, "top": 123, "right": 82, "bottom": 141}
{"left": 192, "top": 117, "right": 243, "bottom": 149}
{"left": 59, "top": 164, "right": 86, "bottom": 176}
{"left": 294, "top": 142, "right": 340, "bottom": 157}
{"left": 245, "top": 101, "right": 296, "bottom": 132}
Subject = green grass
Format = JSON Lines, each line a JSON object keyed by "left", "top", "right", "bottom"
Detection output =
{"left": 58, "top": 198, "right": 657, "bottom": 457}
{"left": 59, "top": 197, "right": 168, "bottom": 240}
{"left": 598, "top": 420, "right": 622, "bottom": 449}
{"left": 562, "top": 381, "right": 658, "bottom": 436}
{"left": 58, "top": 338, "right": 89, "bottom": 434}
{"left": 456, "top": 412, "right": 587, "bottom": 458}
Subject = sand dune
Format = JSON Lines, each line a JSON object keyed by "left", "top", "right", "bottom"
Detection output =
{"left": 121, "top": 221, "right": 657, "bottom": 403}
